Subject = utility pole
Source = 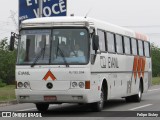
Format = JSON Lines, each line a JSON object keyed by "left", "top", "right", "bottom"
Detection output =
{"left": 38, "top": 0, "right": 43, "bottom": 17}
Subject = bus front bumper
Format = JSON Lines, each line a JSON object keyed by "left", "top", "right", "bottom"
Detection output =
{"left": 15, "top": 89, "right": 98, "bottom": 104}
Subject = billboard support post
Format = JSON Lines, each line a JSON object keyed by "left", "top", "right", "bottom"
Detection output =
{"left": 38, "top": 0, "right": 43, "bottom": 17}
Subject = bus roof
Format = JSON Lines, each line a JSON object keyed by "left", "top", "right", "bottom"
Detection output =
{"left": 21, "top": 16, "right": 148, "bottom": 41}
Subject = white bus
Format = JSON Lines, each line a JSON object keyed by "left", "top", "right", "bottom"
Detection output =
{"left": 10, "top": 16, "right": 152, "bottom": 112}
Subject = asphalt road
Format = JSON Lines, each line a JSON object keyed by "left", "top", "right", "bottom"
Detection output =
{"left": 1, "top": 85, "right": 160, "bottom": 120}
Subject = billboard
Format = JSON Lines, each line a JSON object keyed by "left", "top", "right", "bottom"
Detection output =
{"left": 19, "top": 0, "right": 67, "bottom": 23}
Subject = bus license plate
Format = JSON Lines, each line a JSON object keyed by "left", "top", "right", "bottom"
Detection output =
{"left": 44, "top": 96, "right": 57, "bottom": 101}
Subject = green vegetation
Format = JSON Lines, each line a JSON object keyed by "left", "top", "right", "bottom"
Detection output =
{"left": 0, "top": 85, "right": 16, "bottom": 102}
{"left": 0, "top": 37, "right": 16, "bottom": 85}
{"left": 0, "top": 80, "right": 6, "bottom": 87}
{"left": 151, "top": 43, "right": 160, "bottom": 77}
{"left": 152, "top": 77, "right": 160, "bottom": 85}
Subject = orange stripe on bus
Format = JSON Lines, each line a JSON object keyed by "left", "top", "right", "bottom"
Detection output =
{"left": 137, "top": 57, "right": 142, "bottom": 78}
{"left": 141, "top": 57, "right": 146, "bottom": 78}
{"left": 132, "top": 56, "right": 146, "bottom": 80}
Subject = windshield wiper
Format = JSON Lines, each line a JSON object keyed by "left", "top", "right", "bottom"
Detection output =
{"left": 31, "top": 47, "right": 45, "bottom": 67}
{"left": 56, "top": 46, "right": 69, "bottom": 67}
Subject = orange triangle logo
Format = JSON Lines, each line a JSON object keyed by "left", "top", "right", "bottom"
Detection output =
{"left": 43, "top": 70, "right": 56, "bottom": 81}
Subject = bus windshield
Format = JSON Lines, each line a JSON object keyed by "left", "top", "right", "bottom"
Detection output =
{"left": 17, "top": 28, "right": 89, "bottom": 65}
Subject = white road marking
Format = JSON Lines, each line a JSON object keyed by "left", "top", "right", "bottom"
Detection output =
{"left": 129, "top": 104, "right": 152, "bottom": 111}
{"left": 18, "top": 107, "right": 37, "bottom": 111}
{"left": 148, "top": 88, "right": 160, "bottom": 92}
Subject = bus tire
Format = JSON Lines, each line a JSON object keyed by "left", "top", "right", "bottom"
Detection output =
{"left": 132, "top": 82, "right": 142, "bottom": 102}
{"left": 91, "top": 87, "right": 104, "bottom": 112}
{"left": 35, "top": 103, "right": 49, "bottom": 112}
{"left": 125, "top": 96, "right": 133, "bottom": 102}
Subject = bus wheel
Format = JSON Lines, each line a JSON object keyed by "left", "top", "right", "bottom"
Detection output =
{"left": 132, "top": 82, "right": 142, "bottom": 102}
{"left": 35, "top": 103, "right": 49, "bottom": 112}
{"left": 125, "top": 96, "right": 133, "bottom": 102}
{"left": 91, "top": 87, "right": 104, "bottom": 112}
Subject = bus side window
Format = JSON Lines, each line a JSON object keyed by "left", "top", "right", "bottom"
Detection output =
{"left": 138, "top": 40, "right": 144, "bottom": 56}
{"left": 124, "top": 37, "right": 131, "bottom": 55}
{"left": 106, "top": 32, "right": 115, "bottom": 53}
{"left": 97, "top": 30, "right": 106, "bottom": 51}
{"left": 131, "top": 38, "right": 138, "bottom": 55}
{"left": 144, "top": 42, "right": 150, "bottom": 57}
{"left": 116, "top": 34, "right": 123, "bottom": 54}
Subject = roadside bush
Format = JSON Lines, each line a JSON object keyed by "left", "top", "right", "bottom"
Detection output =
{"left": 0, "top": 79, "right": 7, "bottom": 87}
{"left": 0, "top": 38, "right": 16, "bottom": 84}
{"left": 151, "top": 43, "right": 160, "bottom": 77}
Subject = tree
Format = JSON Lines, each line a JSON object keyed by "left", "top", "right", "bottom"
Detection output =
{"left": 151, "top": 43, "right": 160, "bottom": 77}
{"left": 0, "top": 37, "right": 8, "bottom": 50}
{"left": 0, "top": 38, "right": 16, "bottom": 84}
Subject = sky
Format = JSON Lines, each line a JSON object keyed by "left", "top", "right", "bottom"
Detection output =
{"left": 0, "top": 0, "right": 160, "bottom": 46}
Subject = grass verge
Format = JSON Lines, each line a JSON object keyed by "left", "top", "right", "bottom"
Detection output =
{"left": 152, "top": 77, "right": 160, "bottom": 85}
{"left": 0, "top": 85, "right": 16, "bottom": 102}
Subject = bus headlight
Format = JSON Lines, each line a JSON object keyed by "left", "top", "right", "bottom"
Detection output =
{"left": 79, "top": 82, "right": 85, "bottom": 88}
{"left": 72, "top": 82, "right": 78, "bottom": 88}
{"left": 17, "top": 82, "right": 30, "bottom": 89}
{"left": 18, "top": 82, "right": 23, "bottom": 88}
{"left": 71, "top": 81, "right": 85, "bottom": 89}
{"left": 24, "top": 82, "right": 30, "bottom": 88}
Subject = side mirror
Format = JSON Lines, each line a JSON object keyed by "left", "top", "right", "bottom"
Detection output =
{"left": 92, "top": 35, "right": 99, "bottom": 51}
{"left": 9, "top": 33, "right": 15, "bottom": 51}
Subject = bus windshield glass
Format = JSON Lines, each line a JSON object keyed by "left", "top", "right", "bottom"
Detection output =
{"left": 17, "top": 29, "right": 51, "bottom": 65}
{"left": 51, "top": 28, "right": 89, "bottom": 65}
{"left": 17, "top": 28, "right": 89, "bottom": 65}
